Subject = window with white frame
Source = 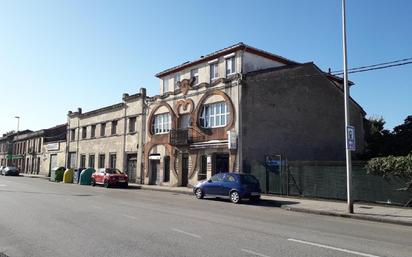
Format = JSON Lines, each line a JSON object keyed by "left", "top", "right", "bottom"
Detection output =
{"left": 190, "top": 68, "right": 199, "bottom": 84}
{"left": 226, "top": 56, "right": 235, "bottom": 76}
{"left": 174, "top": 73, "right": 180, "bottom": 90}
{"left": 210, "top": 62, "right": 219, "bottom": 80}
{"left": 200, "top": 102, "right": 229, "bottom": 128}
{"left": 163, "top": 79, "right": 169, "bottom": 93}
{"left": 153, "top": 113, "right": 171, "bottom": 134}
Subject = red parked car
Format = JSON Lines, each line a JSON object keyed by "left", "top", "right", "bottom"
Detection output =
{"left": 91, "top": 168, "right": 128, "bottom": 188}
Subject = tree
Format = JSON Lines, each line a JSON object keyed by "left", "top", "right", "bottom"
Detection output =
{"left": 392, "top": 115, "right": 412, "bottom": 156}
{"left": 363, "top": 116, "right": 392, "bottom": 158}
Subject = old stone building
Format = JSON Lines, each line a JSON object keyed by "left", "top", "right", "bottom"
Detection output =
{"left": 66, "top": 89, "right": 146, "bottom": 183}
{"left": 0, "top": 130, "right": 32, "bottom": 167}
{"left": 11, "top": 125, "right": 67, "bottom": 175}
{"left": 143, "top": 43, "right": 366, "bottom": 187}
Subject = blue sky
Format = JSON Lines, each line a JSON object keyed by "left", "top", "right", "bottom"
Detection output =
{"left": 0, "top": 0, "right": 411, "bottom": 135}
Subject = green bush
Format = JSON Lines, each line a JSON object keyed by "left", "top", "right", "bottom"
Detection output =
{"left": 366, "top": 153, "right": 412, "bottom": 180}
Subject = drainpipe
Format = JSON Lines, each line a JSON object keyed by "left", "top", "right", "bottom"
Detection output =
{"left": 75, "top": 108, "right": 81, "bottom": 169}
{"left": 237, "top": 48, "right": 246, "bottom": 172}
{"left": 137, "top": 88, "right": 147, "bottom": 184}
{"left": 122, "top": 95, "right": 128, "bottom": 173}
{"left": 65, "top": 112, "right": 71, "bottom": 168}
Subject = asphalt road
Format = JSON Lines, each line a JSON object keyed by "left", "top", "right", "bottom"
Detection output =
{"left": 0, "top": 176, "right": 411, "bottom": 257}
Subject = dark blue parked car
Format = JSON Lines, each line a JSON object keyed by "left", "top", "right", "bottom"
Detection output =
{"left": 193, "top": 172, "right": 261, "bottom": 203}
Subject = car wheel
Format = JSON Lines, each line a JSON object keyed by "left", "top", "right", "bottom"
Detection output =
{"left": 104, "top": 179, "right": 110, "bottom": 188}
{"left": 195, "top": 188, "right": 204, "bottom": 199}
{"left": 91, "top": 178, "right": 96, "bottom": 186}
{"left": 230, "top": 190, "right": 241, "bottom": 204}
{"left": 123, "top": 182, "right": 128, "bottom": 188}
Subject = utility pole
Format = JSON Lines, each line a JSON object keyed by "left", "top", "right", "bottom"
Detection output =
{"left": 342, "top": 0, "right": 353, "bottom": 213}
{"left": 15, "top": 116, "right": 20, "bottom": 132}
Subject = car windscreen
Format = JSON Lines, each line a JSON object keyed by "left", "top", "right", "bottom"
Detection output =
{"left": 240, "top": 174, "right": 259, "bottom": 185}
{"left": 105, "top": 169, "right": 123, "bottom": 174}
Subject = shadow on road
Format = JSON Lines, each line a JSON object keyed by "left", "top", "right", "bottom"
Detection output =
{"left": 203, "top": 197, "right": 299, "bottom": 208}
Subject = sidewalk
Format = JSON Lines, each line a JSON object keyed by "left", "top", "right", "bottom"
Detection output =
{"left": 20, "top": 174, "right": 412, "bottom": 226}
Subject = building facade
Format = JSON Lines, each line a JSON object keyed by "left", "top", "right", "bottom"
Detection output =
{"left": 143, "top": 43, "right": 366, "bottom": 187}
{"left": 66, "top": 90, "right": 146, "bottom": 183}
{"left": 9, "top": 124, "right": 67, "bottom": 175}
{"left": 0, "top": 130, "right": 33, "bottom": 168}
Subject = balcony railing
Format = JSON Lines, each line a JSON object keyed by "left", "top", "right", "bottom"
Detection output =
{"left": 169, "top": 128, "right": 206, "bottom": 146}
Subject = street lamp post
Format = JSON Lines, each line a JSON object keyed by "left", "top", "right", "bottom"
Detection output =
{"left": 15, "top": 116, "right": 20, "bottom": 132}
{"left": 342, "top": 0, "right": 353, "bottom": 213}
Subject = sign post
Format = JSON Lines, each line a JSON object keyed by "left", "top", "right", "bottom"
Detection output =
{"left": 342, "top": 0, "right": 353, "bottom": 214}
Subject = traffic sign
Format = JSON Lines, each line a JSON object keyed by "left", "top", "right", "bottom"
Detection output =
{"left": 347, "top": 125, "right": 356, "bottom": 151}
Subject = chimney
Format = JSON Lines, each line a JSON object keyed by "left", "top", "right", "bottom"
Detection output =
{"left": 122, "top": 93, "right": 129, "bottom": 100}
{"left": 77, "top": 107, "right": 82, "bottom": 114}
{"left": 140, "top": 88, "right": 147, "bottom": 98}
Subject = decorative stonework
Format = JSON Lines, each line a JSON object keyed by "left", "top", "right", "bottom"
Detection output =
{"left": 178, "top": 78, "right": 195, "bottom": 96}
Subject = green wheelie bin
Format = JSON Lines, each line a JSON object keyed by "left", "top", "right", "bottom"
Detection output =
{"left": 80, "top": 168, "right": 95, "bottom": 185}
{"left": 51, "top": 167, "right": 66, "bottom": 182}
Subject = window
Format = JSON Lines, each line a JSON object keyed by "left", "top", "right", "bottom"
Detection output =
{"left": 153, "top": 113, "right": 171, "bottom": 134}
{"left": 80, "top": 154, "right": 86, "bottom": 168}
{"left": 211, "top": 173, "right": 224, "bottom": 182}
{"left": 163, "top": 156, "right": 170, "bottom": 182}
{"left": 224, "top": 174, "right": 236, "bottom": 182}
{"left": 68, "top": 152, "right": 76, "bottom": 169}
{"left": 200, "top": 102, "right": 229, "bottom": 128}
{"left": 98, "top": 154, "right": 105, "bottom": 169}
{"left": 198, "top": 155, "right": 207, "bottom": 181}
{"left": 100, "top": 123, "right": 106, "bottom": 137}
{"left": 129, "top": 117, "right": 136, "bottom": 133}
{"left": 70, "top": 129, "right": 76, "bottom": 141}
{"left": 111, "top": 120, "right": 117, "bottom": 135}
{"left": 109, "top": 153, "right": 116, "bottom": 169}
{"left": 91, "top": 125, "right": 96, "bottom": 138}
{"left": 163, "top": 79, "right": 169, "bottom": 93}
{"left": 88, "top": 154, "right": 95, "bottom": 168}
{"left": 174, "top": 73, "right": 180, "bottom": 90}
{"left": 190, "top": 68, "right": 199, "bottom": 85}
{"left": 226, "top": 56, "right": 235, "bottom": 76}
{"left": 82, "top": 126, "right": 87, "bottom": 139}
{"left": 210, "top": 62, "right": 219, "bottom": 80}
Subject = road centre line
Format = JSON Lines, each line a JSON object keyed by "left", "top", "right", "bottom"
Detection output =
{"left": 287, "top": 238, "right": 381, "bottom": 257}
{"left": 171, "top": 228, "right": 201, "bottom": 239}
{"left": 241, "top": 248, "right": 271, "bottom": 257}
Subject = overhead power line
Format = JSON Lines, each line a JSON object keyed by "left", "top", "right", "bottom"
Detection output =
{"left": 331, "top": 60, "right": 412, "bottom": 76}
{"left": 331, "top": 57, "right": 412, "bottom": 74}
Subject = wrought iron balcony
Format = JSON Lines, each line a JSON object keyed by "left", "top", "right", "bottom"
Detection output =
{"left": 169, "top": 129, "right": 189, "bottom": 146}
{"left": 169, "top": 128, "right": 206, "bottom": 146}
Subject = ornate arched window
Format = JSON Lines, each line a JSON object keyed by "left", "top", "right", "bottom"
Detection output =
{"left": 199, "top": 101, "right": 229, "bottom": 128}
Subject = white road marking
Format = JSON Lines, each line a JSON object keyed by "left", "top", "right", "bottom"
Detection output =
{"left": 241, "top": 249, "right": 271, "bottom": 257}
{"left": 122, "top": 214, "right": 138, "bottom": 220}
{"left": 287, "top": 238, "right": 381, "bottom": 257}
{"left": 171, "top": 228, "right": 201, "bottom": 239}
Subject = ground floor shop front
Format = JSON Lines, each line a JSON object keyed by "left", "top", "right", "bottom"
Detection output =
{"left": 144, "top": 141, "right": 238, "bottom": 187}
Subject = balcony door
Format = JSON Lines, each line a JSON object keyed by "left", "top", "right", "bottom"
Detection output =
{"left": 179, "top": 114, "right": 191, "bottom": 129}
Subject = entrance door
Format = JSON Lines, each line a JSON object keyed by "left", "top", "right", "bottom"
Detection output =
{"left": 181, "top": 154, "right": 188, "bottom": 187}
{"left": 150, "top": 160, "right": 160, "bottom": 185}
{"left": 215, "top": 154, "right": 229, "bottom": 174}
{"left": 49, "top": 154, "right": 57, "bottom": 172}
{"left": 127, "top": 155, "right": 137, "bottom": 182}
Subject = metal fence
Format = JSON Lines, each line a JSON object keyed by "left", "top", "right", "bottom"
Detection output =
{"left": 250, "top": 161, "right": 412, "bottom": 206}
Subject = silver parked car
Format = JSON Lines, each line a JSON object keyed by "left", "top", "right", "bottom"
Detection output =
{"left": 2, "top": 166, "right": 20, "bottom": 176}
